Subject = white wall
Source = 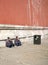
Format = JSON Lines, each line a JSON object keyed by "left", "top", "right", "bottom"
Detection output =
{"left": 0, "top": 29, "right": 48, "bottom": 47}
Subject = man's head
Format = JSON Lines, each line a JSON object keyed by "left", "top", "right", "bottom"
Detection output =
{"left": 16, "top": 36, "right": 19, "bottom": 40}
{"left": 7, "top": 37, "right": 10, "bottom": 39}
{"left": 7, "top": 37, "right": 11, "bottom": 41}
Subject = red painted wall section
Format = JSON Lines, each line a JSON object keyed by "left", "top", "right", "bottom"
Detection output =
{"left": 41, "top": 0, "right": 48, "bottom": 27}
{"left": 0, "top": 0, "right": 29, "bottom": 26}
{"left": 31, "top": 0, "right": 48, "bottom": 27}
{"left": 0, "top": 0, "right": 48, "bottom": 27}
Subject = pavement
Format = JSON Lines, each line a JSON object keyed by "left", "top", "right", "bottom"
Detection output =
{"left": 0, "top": 38, "right": 48, "bottom": 65}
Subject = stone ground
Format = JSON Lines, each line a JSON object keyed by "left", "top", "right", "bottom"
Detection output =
{"left": 0, "top": 38, "right": 48, "bottom": 65}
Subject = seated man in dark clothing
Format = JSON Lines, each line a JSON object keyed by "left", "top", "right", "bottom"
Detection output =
{"left": 14, "top": 36, "right": 21, "bottom": 46}
{"left": 6, "top": 37, "right": 14, "bottom": 48}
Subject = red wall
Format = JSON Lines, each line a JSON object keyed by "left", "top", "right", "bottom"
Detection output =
{"left": 0, "top": 0, "right": 48, "bottom": 27}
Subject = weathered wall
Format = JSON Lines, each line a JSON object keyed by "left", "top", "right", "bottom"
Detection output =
{"left": 0, "top": 0, "right": 48, "bottom": 27}
{"left": 0, "top": 0, "right": 48, "bottom": 47}
{"left": 0, "top": 29, "right": 48, "bottom": 47}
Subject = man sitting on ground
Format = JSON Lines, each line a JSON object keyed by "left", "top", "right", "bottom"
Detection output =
{"left": 6, "top": 37, "right": 14, "bottom": 48}
{"left": 14, "top": 36, "right": 21, "bottom": 46}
